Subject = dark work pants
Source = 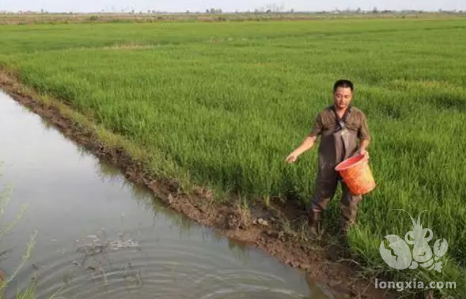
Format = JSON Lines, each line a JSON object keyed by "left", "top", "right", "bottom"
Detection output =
{"left": 310, "top": 166, "right": 363, "bottom": 228}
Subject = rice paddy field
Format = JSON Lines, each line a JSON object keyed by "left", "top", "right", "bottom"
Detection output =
{"left": 1, "top": 16, "right": 466, "bottom": 297}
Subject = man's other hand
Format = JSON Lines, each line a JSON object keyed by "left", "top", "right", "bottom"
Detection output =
{"left": 359, "top": 148, "right": 369, "bottom": 157}
{"left": 285, "top": 153, "right": 298, "bottom": 164}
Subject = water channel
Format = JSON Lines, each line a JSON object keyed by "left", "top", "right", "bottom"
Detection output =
{"left": 0, "top": 91, "right": 336, "bottom": 299}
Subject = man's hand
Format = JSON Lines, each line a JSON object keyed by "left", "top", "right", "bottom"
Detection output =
{"left": 285, "top": 135, "right": 317, "bottom": 164}
{"left": 359, "top": 139, "right": 370, "bottom": 157}
{"left": 285, "top": 152, "right": 299, "bottom": 164}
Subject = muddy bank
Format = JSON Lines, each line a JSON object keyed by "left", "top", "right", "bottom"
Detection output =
{"left": 0, "top": 70, "right": 399, "bottom": 299}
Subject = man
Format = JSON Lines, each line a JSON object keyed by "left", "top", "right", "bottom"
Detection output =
{"left": 285, "top": 79, "right": 371, "bottom": 235}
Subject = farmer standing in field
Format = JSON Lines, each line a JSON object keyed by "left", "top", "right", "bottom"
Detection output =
{"left": 285, "top": 79, "right": 371, "bottom": 236}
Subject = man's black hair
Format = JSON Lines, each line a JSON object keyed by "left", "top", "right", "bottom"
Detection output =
{"left": 333, "top": 79, "right": 354, "bottom": 92}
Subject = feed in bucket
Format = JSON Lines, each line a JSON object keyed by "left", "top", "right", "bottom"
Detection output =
{"left": 335, "top": 154, "right": 376, "bottom": 195}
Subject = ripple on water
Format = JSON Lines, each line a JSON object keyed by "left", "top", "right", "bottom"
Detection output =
{"left": 8, "top": 226, "right": 319, "bottom": 299}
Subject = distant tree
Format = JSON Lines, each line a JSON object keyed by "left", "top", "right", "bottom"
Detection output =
{"left": 207, "top": 8, "right": 222, "bottom": 13}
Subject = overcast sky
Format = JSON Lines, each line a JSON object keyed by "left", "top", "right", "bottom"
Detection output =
{"left": 1, "top": 0, "right": 463, "bottom": 13}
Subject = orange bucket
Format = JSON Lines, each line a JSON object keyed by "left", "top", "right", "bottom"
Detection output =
{"left": 335, "top": 154, "right": 376, "bottom": 196}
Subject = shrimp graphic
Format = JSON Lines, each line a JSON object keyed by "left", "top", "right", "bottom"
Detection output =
{"left": 379, "top": 209, "right": 448, "bottom": 272}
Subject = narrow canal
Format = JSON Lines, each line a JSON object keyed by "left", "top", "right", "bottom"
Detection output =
{"left": 0, "top": 91, "right": 336, "bottom": 299}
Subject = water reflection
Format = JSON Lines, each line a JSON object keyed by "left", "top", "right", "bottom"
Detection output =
{"left": 92, "top": 157, "right": 201, "bottom": 238}
{"left": 39, "top": 116, "right": 53, "bottom": 130}
{"left": 95, "top": 158, "right": 122, "bottom": 182}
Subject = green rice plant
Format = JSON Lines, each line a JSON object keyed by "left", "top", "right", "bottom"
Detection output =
{"left": 0, "top": 17, "right": 465, "bottom": 297}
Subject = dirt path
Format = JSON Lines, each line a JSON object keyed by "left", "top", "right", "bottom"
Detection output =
{"left": 0, "top": 70, "right": 402, "bottom": 299}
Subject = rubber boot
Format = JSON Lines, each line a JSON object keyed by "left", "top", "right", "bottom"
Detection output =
{"left": 338, "top": 216, "right": 356, "bottom": 248}
{"left": 308, "top": 209, "right": 322, "bottom": 236}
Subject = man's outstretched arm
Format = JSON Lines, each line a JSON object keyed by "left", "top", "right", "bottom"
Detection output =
{"left": 285, "top": 113, "right": 322, "bottom": 163}
{"left": 285, "top": 135, "right": 317, "bottom": 163}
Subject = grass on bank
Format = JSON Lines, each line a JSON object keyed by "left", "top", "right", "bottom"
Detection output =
{"left": 0, "top": 165, "right": 40, "bottom": 299}
{"left": 0, "top": 18, "right": 466, "bottom": 298}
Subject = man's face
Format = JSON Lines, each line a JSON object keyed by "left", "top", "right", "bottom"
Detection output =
{"left": 333, "top": 87, "right": 353, "bottom": 109}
